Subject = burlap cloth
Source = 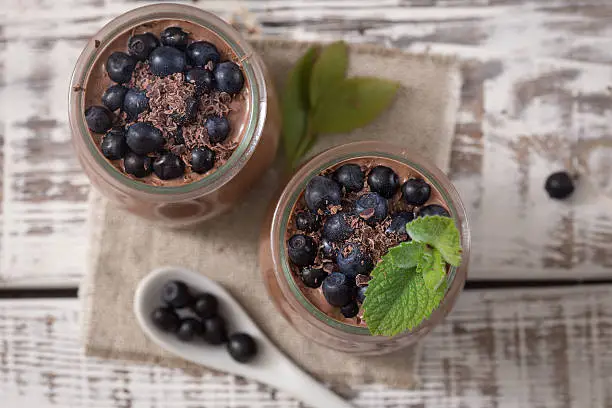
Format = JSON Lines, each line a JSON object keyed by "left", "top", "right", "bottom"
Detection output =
{"left": 80, "top": 38, "right": 461, "bottom": 393}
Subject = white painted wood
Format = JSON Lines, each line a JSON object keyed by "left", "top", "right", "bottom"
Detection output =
{"left": 2, "top": 285, "right": 612, "bottom": 407}
{"left": 1, "top": 0, "right": 611, "bottom": 287}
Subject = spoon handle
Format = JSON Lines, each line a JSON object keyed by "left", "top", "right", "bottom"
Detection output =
{"left": 271, "top": 356, "right": 355, "bottom": 408}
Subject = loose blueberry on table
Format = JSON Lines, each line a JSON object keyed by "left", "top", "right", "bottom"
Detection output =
{"left": 286, "top": 161, "right": 453, "bottom": 326}
{"left": 544, "top": 171, "right": 575, "bottom": 200}
{"left": 150, "top": 280, "right": 258, "bottom": 363}
{"left": 84, "top": 24, "right": 246, "bottom": 184}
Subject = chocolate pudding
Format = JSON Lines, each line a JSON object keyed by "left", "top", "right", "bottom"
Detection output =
{"left": 285, "top": 157, "right": 451, "bottom": 327}
{"left": 83, "top": 19, "right": 250, "bottom": 185}
{"left": 70, "top": 5, "right": 280, "bottom": 226}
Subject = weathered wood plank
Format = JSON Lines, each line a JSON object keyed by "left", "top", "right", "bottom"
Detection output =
{"left": 2, "top": 285, "right": 612, "bottom": 407}
{"left": 0, "top": 0, "right": 611, "bottom": 287}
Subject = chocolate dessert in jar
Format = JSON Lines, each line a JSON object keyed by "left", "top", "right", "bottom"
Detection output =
{"left": 259, "top": 142, "right": 470, "bottom": 355}
{"left": 69, "top": 4, "right": 280, "bottom": 226}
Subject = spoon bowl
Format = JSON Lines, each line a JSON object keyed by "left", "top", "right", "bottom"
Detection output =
{"left": 133, "top": 266, "right": 354, "bottom": 408}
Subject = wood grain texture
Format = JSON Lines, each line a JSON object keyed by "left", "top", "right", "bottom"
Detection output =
{"left": 2, "top": 285, "right": 612, "bottom": 407}
{"left": 0, "top": 0, "right": 611, "bottom": 287}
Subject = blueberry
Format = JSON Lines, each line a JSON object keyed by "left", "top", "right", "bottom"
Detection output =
{"left": 320, "top": 238, "right": 337, "bottom": 259}
{"left": 356, "top": 286, "right": 367, "bottom": 303}
{"left": 127, "top": 33, "right": 159, "bottom": 60}
{"left": 418, "top": 204, "right": 450, "bottom": 218}
{"left": 101, "top": 85, "right": 128, "bottom": 111}
{"left": 295, "top": 211, "right": 320, "bottom": 232}
{"left": 227, "top": 333, "right": 257, "bottom": 363}
{"left": 300, "top": 267, "right": 328, "bottom": 289}
{"left": 333, "top": 164, "right": 364, "bottom": 193}
{"left": 151, "top": 307, "right": 180, "bottom": 332}
{"left": 185, "top": 68, "right": 215, "bottom": 93}
{"left": 177, "top": 318, "right": 204, "bottom": 342}
{"left": 101, "top": 127, "right": 127, "bottom": 160}
{"left": 545, "top": 171, "right": 575, "bottom": 199}
{"left": 368, "top": 166, "right": 399, "bottom": 198}
{"left": 402, "top": 178, "right": 431, "bottom": 206}
{"left": 214, "top": 61, "right": 244, "bottom": 94}
{"left": 160, "top": 26, "right": 189, "bottom": 50}
{"left": 355, "top": 192, "right": 388, "bottom": 225}
{"left": 322, "top": 272, "right": 354, "bottom": 307}
{"left": 106, "top": 51, "right": 136, "bottom": 84}
{"left": 85, "top": 106, "right": 113, "bottom": 133}
{"left": 153, "top": 153, "right": 185, "bottom": 180}
{"left": 186, "top": 41, "right": 220, "bottom": 67}
{"left": 386, "top": 211, "right": 414, "bottom": 236}
{"left": 202, "top": 316, "right": 228, "bottom": 345}
{"left": 340, "top": 301, "right": 359, "bottom": 318}
{"left": 126, "top": 122, "right": 165, "bottom": 155}
{"left": 205, "top": 116, "right": 230, "bottom": 144}
{"left": 149, "top": 46, "right": 186, "bottom": 77}
{"left": 192, "top": 293, "right": 218, "bottom": 319}
{"left": 287, "top": 234, "right": 317, "bottom": 267}
{"left": 123, "top": 88, "right": 149, "bottom": 120}
{"left": 337, "top": 243, "right": 373, "bottom": 279}
{"left": 322, "top": 213, "right": 353, "bottom": 242}
{"left": 173, "top": 126, "right": 184, "bottom": 145}
{"left": 304, "top": 176, "right": 342, "bottom": 212}
{"left": 123, "top": 151, "right": 152, "bottom": 178}
{"left": 191, "top": 147, "right": 216, "bottom": 173}
{"left": 162, "top": 280, "right": 192, "bottom": 308}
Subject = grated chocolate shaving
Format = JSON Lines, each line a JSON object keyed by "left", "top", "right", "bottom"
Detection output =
{"left": 359, "top": 208, "right": 375, "bottom": 220}
{"left": 356, "top": 274, "right": 372, "bottom": 287}
{"left": 120, "top": 61, "right": 240, "bottom": 173}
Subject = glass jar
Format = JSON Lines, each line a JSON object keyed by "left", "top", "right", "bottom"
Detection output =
{"left": 69, "top": 4, "right": 280, "bottom": 226}
{"left": 259, "top": 141, "right": 470, "bottom": 355}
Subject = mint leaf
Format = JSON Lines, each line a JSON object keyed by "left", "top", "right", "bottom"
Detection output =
{"left": 309, "top": 41, "right": 348, "bottom": 107}
{"left": 363, "top": 264, "right": 439, "bottom": 336}
{"left": 362, "top": 216, "right": 461, "bottom": 336}
{"left": 406, "top": 216, "right": 462, "bottom": 266}
{"left": 387, "top": 241, "right": 425, "bottom": 269}
{"left": 429, "top": 280, "right": 447, "bottom": 312}
{"left": 310, "top": 77, "right": 400, "bottom": 134}
{"left": 281, "top": 46, "right": 318, "bottom": 167}
{"left": 420, "top": 248, "right": 446, "bottom": 290}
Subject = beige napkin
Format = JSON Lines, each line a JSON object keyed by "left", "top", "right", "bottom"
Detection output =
{"left": 80, "top": 38, "right": 461, "bottom": 392}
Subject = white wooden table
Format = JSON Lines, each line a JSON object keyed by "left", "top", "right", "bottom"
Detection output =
{"left": 1, "top": 1, "right": 611, "bottom": 407}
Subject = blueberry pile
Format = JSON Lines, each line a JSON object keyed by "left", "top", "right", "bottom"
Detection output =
{"left": 151, "top": 280, "right": 257, "bottom": 363}
{"left": 287, "top": 162, "right": 450, "bottom": 320}
{"left": 84, "top": 25, "right": 245, "bottom": 181}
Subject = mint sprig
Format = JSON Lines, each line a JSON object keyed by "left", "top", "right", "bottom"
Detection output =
{"left": 362, "top": 216, "right": 462, "bottom": 337}
{"left": 281, "top": 42, "right": 400, "bottom": 169}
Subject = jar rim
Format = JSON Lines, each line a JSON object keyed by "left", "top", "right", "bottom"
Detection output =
{"left": 268, "top": 141, "right": 471, "bottom": 339}
{"left": 68, "top": 4, "right": 267, "bottom": 199}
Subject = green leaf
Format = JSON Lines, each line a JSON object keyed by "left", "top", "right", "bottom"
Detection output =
{"left": 310, "top": 77, "right": 400, "bottom": 134}
{"left": 363, "top": 264, "right": 438, "bottom": 337}
{"left": 406, "top": 216, "right": 462, "bottom": 266}
{"left": 309, "top": 41, "right": 348, "bottom": 107}
{"left": 362, "top": 216, "right": 460, "bottom": 336}
{"left": 387, "top": 241, "right": 426, "bottom": 269}
{"left": 290, "top": 130, "right": 316, "bottom": 169}
{"left": 281, "top": 46, "right": 319, "bottom": 165}
{"left": 427, "top": 279, "right": 447, "bottom": 314}
{"left": 420, "top": 249, "right": 446, "bottom": 290}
